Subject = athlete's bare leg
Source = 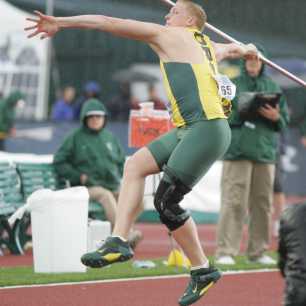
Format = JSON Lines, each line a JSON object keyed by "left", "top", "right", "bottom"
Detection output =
{"left": 112, "top": 147, "right": 208, "bottom": 267}
{"left": 112, "top": 147, "right": 160, "bottom": 239}
{"left": 172, "top": 218, "right": 208, "bottom": 266}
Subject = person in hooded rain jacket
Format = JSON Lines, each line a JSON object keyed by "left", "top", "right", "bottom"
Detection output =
{"left": 0, "top": 91, "right": 24, "bottom": 151}
{"left": 73, "top": 81, "right": 101, "bottom": 120}
{"left": 54, "top": 98, "right": 143, "bottom": 248}
{"left": 53, "top": 98, "right": 125, "bottom": 228}
{"left": 215, "top": 46, "right": 290, "bottom": 265}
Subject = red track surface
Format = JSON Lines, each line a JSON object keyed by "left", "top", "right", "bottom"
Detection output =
{"left": 1, "top": 271, "right": 284, "bottom": 306}
{"left": 0, "top": 223, "right": 283, "bottom": 306}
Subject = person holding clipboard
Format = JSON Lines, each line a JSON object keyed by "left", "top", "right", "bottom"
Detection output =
{"left": 215, "top": 45, "right": 290, "bottom": 266}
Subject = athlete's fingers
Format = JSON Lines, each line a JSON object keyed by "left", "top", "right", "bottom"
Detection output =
{"left": 24, "top": 25, "right": 37, "bottom": 31}
{"left": 247, "top": 44, "right": 259, "bottom": 59}
{"left": 247, "top": 43, "right": 257, "bottom": 51}
{"left": 27, "top": 29, "right": 40, "bottom": 38}
{"left": 34, "top": 10, "right": 46, "bottom": 19}
{"left": 26, "top": 17, "right": 39, "bottom": 23}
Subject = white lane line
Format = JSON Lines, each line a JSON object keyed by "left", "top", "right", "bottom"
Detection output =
{"left": 0, "top": 269, "right": 278, "bottom": 290}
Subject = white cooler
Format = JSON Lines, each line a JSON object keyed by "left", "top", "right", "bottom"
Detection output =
{"left": 87, "top": 220, "right": 111, "bottom": 252}
{"left": 30, "top": 187, "right": 89, "bottom": 273}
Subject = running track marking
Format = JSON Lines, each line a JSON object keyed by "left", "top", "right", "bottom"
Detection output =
{"left": 0, "top": 268, "right": 278, "bottom": 290}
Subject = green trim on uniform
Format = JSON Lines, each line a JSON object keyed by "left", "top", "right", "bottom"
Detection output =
{"left": 163, "top": 62, "right": 206, "bottom": 123}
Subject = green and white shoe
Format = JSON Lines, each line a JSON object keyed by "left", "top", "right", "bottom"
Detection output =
{"left": 178, "top": 266, "right": 222, "bottom": 306}
{"left": 81, "top": 236, "right": 134, "bottom": 268}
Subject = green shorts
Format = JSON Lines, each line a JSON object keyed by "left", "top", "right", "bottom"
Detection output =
{"left": 147, "top": 119, "right": 231, "bottom": 187}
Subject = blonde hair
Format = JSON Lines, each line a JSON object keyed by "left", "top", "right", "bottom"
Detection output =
{"left": 179, "top": 0, "right": 207, "bottom": 31}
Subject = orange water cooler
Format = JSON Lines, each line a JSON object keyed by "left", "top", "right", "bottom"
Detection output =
{"left": 129, "top": 103, "right": 174, "bottom": 148}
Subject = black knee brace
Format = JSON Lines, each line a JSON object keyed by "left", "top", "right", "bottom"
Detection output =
{"left": 154, "top": 166, "right": 191, "bottom": 231}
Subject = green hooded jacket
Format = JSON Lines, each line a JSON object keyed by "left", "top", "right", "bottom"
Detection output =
{"left": 53, "top": 99, "right": 125, "bottom": 191}
{"left": 224, "top": 48, "right": 289, "bottom": 163}
{"left": 0, "top": 91, "right": 24, "bottom": 138}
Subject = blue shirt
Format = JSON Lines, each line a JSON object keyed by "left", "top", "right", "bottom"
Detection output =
{"left": 51, "top": 100, "right": 75, "bottom": 121}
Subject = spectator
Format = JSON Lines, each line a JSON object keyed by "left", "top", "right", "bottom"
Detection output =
{"left": 106, "top": 82, "right": 134, "bottom": 121}
{"left": 278, "top": 202, "right": 306, "bottom": 306}
{"left": 51, "top": 86, "right": 76, "bottom": 121}
{"left": 53, "top": 98, "right": 123, "bottom": 227}
{"left": 215, "top": 46, "right": 290, "bottom": 265}
{"left": 74, "top": 81, "right": 101, "bottom": 120}
{"left": 0, "top": 91, "right": 24, "bottom": 151}
{"left": 53, "top": 98, "right": 142, "bottom": 248}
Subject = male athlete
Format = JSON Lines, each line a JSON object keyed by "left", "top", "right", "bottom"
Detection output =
{"left": 26, "top": 1, "right": 258, "bottom": 305}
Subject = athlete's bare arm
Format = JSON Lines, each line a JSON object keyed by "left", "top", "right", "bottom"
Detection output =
{"left": 25, "top": 11, "right": 166, "bottom": 43}
{"left": 24, "top": 12, "right": 204, "bottom": 62}
{"left": 212, "top": 42, "right": 258, "bottom": 62}
{"left": 25, "top": 11, "right": 257, "bottom": 63}
{"left": 25, "top": 11, "right": 179, "bottom": 60}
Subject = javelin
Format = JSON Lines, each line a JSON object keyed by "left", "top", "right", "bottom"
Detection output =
{"left": 161, "top": 0, "right": 306, "bottom": 88}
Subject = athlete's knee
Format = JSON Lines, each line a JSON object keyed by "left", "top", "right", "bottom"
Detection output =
{"left": 124, "top": 148, "right": 159, "bottom": 179}
{"left": 123, "top": 155, "right": 142, "bottom": 179}
{"left": 154, "top": 166, "right": 191, "bottom": 231}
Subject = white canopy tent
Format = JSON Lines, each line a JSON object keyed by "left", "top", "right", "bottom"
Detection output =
{"left": 0, "top": 0, "right": 48, "bottom": 120}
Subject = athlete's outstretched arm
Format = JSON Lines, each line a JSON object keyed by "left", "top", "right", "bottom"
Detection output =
{"left": 212, "top": 42, "right": 258, "bottom": 62}
{"left": 25, "top": 11, "right": 164, "bottom": 43}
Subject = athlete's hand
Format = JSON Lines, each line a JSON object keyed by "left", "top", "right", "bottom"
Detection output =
{"left": 25, "top": 11, "right": 59, "bottom": 39}
{"left": 221, "top": 98, "right": 232, "bottom": 117}
{"left": 243, "top": 43, "right": 259, "bottom": 60}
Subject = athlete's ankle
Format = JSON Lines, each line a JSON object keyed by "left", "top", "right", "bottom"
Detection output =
{"left": 190, "top": 260, "right": 209, "bottom": 271}
{"left": 111, "top": 235, "right": 128, "bottom": 242}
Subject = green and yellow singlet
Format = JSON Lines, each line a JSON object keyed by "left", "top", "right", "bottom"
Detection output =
{"left": 160, "top": 29, "right": 226, "bottom": 127}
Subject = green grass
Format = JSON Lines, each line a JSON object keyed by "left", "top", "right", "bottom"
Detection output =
{"left": 0, "top": 253, "right": 278, "bottom": 288}
{"left": 213, "top": 252, "right": 278, "bottom": 270}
